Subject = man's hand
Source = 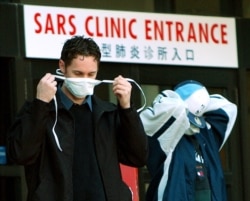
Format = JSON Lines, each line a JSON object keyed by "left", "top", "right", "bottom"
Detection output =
{"left": 113, "top": 75, "right": 131, "bottom": 109}
{"left": 36, "top": 73, "right": 57, "bottom": 103}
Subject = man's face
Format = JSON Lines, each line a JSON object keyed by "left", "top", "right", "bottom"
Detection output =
{"left": 59, "top": 55, "right": 98, "bottom": 79}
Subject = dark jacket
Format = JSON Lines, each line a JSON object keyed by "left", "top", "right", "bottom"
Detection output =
{"left": 7, "top": 93, "right": 148, "bottom": 201}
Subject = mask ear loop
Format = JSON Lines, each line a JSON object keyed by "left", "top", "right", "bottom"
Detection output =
{"left": 54, "top": 75, "right": 65, "bottom": 80}
{"left": 56, "top": 69, "right": 64, "bottom": 76}
{"left": 52, "top": 96, "right": 63, "bottom": 151}
{"left": 52, "top": 72, "right": 65, "bottom": 151}
{"left": 126, "top": 78, "right": 146, "bottom": 113}
{"left": 102, "top": 79, "right": 146, "bottom": 112}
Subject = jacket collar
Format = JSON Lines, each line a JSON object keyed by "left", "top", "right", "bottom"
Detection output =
{"left": 53, "top": 88, "right": 117, "bottom": 113}
{"left": 57, "top": 86, "right": 93, "bottom": 111}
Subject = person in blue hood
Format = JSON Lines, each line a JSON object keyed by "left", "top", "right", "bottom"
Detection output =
{"left": 140, "top": 80, "right": 237, "bottom": 201}
{"left": 7, "top": 35, "right": 148, "bottom": 201}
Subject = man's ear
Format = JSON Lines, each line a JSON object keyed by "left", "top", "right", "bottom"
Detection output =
{"left": 59, "top": 59, "right": 65, "bottom": 74}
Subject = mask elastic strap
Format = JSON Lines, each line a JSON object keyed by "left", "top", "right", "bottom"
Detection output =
{"left": 54, "top": 74, "right": 65, "bottom": 80}
{"left": 52, "top": 96, "right": 63, "bottom": 151}
{"left": 102, "top": 79, "right": 146, "bottom": 113}
{"left": 56, "top": 69, "right": 64, "bottom": 76}
{"left": 52, "top": 71, "right": 65, "bottom": 151}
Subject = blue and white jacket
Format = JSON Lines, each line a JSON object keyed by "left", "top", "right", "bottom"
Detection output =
{"left": 140, "top": 90, "right": 237, "bottom": 201}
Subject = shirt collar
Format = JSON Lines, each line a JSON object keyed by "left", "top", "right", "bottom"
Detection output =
{"left": 58, "top": 87, "right": 93, "bottom": 111}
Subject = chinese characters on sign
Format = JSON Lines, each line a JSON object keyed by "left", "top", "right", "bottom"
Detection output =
{"left": 101, "top": 43, "right": 195, "bottom": 62}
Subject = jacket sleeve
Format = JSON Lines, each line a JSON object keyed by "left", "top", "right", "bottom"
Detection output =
{"left": 7, "top": 99, "right": 51, "bottom": 165}
{"left": 204, "top": 94, "right": 237, "bottom": 150}
{"left": 117, "top": 104, "right": 149, "bottom": 167}
{"left": 139, "top": 90, "right": 190, "bottom": 155}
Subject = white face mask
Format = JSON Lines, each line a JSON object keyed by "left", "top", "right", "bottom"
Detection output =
{"left": 64, "top": 77, "right": 101, "bottom": 98}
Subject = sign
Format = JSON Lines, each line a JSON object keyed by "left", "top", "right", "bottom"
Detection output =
{"left": 23, "top": 5, "right": 238, "bottom": 68}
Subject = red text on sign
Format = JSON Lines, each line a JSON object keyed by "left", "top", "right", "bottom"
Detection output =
{"left": 34, "top": 13, "right": 76, "bottom": 35}
{"left": 145, "top": 19, "right": 228, "bottom": 44}
{"left": 85, "top": 16, "right": 137, "bottom": 39}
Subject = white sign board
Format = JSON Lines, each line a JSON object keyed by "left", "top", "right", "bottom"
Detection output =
{"left": 23, "top": 5, "right": 238, "bottom": 68}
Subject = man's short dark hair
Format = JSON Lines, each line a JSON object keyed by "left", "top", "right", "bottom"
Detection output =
{"left": 60, "top": 35, "right": 101, "bottom": 67}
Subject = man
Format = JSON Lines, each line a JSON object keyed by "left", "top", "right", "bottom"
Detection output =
{"left": 140, "top": 80, "right": 237, "bottom": 201}
{"left": 7, "top": 35, "right": 148, "bottom": 201}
